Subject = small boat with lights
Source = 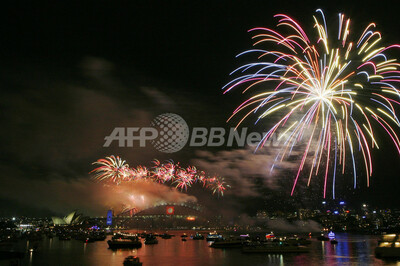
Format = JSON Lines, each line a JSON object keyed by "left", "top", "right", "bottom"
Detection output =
{"left": 265, "top": 232, "right": 275, "bottom": 239}
{"left": 330, "top": 239, "right": 338, "bottom": 245}
{"left": 123, "top": 256, "right": 143, "bottom": 266}
{"left": 210, "top": 238, "right": 244, "bottom": 248}
{"left": 193, "top": 233, "right": 205, "bottom": 240}
{"left": 144, "top": 234, "right": 158, "bottom": 244}
{"left": 161, "top": 233, "right": 172, "bottom": 239}
{"left": 107, "top": 238, "right": 142, "bottom": 249}
{"left": 206, "top": 232, "right": 222, "bottom": 241}
{"left": 112, "top": 232, "right": 139, "bottom": 240}
{"left": 375, "top": 234, "right": 400, "bottom": 258}
{"left": 317, "top": 234, "right": 329, "bottom": 241}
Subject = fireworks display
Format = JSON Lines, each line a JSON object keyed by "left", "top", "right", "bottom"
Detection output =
{"left": 90, "top": 156, "right": 229, "bottom": 196}
{"left": 224, "top": 10, "right": 400, "bottom": 198}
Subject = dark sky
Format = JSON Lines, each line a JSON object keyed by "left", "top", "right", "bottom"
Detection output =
{"left": 1, "top": 1, "right": 400, "bottom": 217}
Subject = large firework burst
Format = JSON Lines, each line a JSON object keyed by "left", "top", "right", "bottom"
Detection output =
{"left": 224, "top": 10, "right": 400, "bottom": 198}
{"left": 90, "top": 156, "right": 229, "bottom": 196}
{"left": 90, "top": 156, "right": 131, "bottom": 183}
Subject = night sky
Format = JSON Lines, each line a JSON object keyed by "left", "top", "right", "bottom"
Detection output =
{"left": 1, "top": 1, "right": 400, "bottom": 218}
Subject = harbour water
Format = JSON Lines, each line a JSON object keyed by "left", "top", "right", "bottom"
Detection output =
{"left": 15, "top": 232, "right": 400, "bottom": 266}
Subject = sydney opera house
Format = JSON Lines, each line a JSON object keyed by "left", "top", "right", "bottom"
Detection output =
{"left": 52, "top": 211, "right": 84, "bottom": 226}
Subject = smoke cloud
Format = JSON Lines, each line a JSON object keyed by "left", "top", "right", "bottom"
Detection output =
{"left": 192, "top": 146, "right": 299, "bottom": 197}
{"left": 266, "top": 218, "right": 322, "bottom": 233}
{"left": 0, "top": 175, "right": 196, "bottom": 217}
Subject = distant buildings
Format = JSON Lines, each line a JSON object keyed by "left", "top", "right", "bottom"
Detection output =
{"left": 252, "top": 202, "right": 400, "bottom": 233}
{"left": 119, "top": 202, "right": 205, "bottom": 229}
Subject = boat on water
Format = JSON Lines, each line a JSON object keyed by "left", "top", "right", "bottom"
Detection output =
{"left": 330, "top": 239, "right": 338, "bottom": 245}
{"left": 242, "top": 241, "right": 309, "bottom": 253}
{"left": 84, "top": 237, "right": 95, "bottom": 243}
{"left": 210, "top": 238, "right": 244, "bottom": 248}
{"left": 375, "top": 234, "right": 400, "bottom": 258}
{"left": 161, "top": 233, "right": 172, "bottom": 239}
{"left": 239, "top": 234, "right": 250, "bottom": 240}
{"left": 107, "top": 239, "right": 142, "bottom": 249}
{"left": 317, "top": 234, "right": 329, "bottom": 241}
{"left": 182, "top": 238, "right": 187, "bottom": 242}
{"left": 181, "top": 233, "right": 188, "bottom": 238}
{"left": 265, "top": 232, "right": 275, "bottom": 239}
{"left": 206, "top": 231, "right": 222, "bottom": 241}
{"left": 193, "top": 233, "right": 205, "bottom": 240}
{"left": 112, "top": 232, "right": 139, "bottom": 240}
{"left": 123, "top": 256, "right": 143, "bottom": 266}
{"left": 145, "top": 234, "right": 158, "bottom": 245}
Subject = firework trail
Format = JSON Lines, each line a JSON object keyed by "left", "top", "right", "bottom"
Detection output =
{"left": 90, "top": 155, "right": 229, "bottom": 196}
{"left": 224, "top": 10, "right": 400, "bottom": 198}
